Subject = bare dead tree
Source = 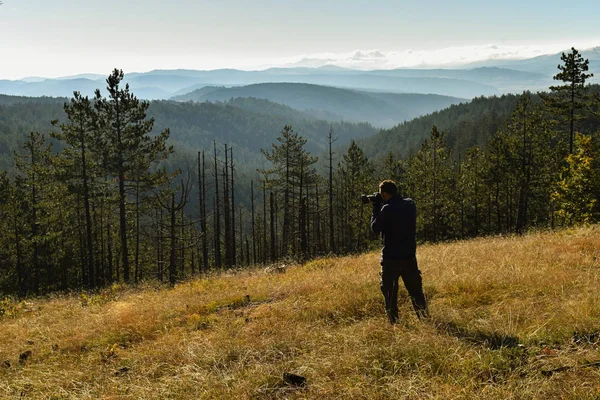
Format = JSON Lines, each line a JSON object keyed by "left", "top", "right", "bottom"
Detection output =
{"left": 155, "top": 178, "right": 190, "bottom": 285}
{"left": 327, "top": 127, "right": 337, "bottom": 253}
{"left": 251, "top": 180, "right": 256, "bottom": 264}
{"left": 230, "top": 147, "right": 236, "bottom": 266}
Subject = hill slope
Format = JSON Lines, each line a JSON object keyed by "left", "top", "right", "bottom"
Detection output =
{"left": 463, "top": 47, "right": 600, "bottom": 78}
{"left": 1, "top": 65, "right": 534, "bottom": 100}
{"left": 172, "top": 83, "right": 465, "bottom": 128}
{"left": 361, "top": 83, "right": 600, "bottom": 160}
{"left": 1, "top": 226, "right": 599, "bottom": 398}
{"left": 360, "top": 93, "right": 524, "bottom": 159}
{"left": 0, "top": 95, "right": 377, "bottom": 171}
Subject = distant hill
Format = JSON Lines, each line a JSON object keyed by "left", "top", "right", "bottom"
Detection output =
{"left": 0, "top": 78, "right": 101, "bottom": 98}
{"left": 3, "top": 48, "right": 599, "bottom": 100}
{"left": 126, "top": 67, "right": 499, "bottom": 98}
{"left": 367, "top": 67, "right": 550, "bottom": 93}
{"left": 172, "top": 83, "right": 466, "bottom": 128}
{"left": 359, "top": 94, "right": 525, "bottom": 160}
{"left": 462, "top": 47, "right": 600, "bottom": 80}
{"left": 0, "top": 95, "right": 378, "bottom": 171}
{"left": 361, "top": 84, "right": 600, "bottom": 160}
{"left": 148, "top": 99, "right": 377, "bottom": 161}
{"left": 0, "top": 93, "right": 65, "bottom": 106}
{"left": 0, "top": 64, "right": 556, "bottom": 100}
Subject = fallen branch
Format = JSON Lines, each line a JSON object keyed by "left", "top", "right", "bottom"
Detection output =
{"left": 542, "top": 361, "right": 600, "bottom": 377}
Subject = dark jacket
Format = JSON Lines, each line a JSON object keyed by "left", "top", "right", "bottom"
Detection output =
{"left": 371, "top": 195, "right": 416, "bottom": 260}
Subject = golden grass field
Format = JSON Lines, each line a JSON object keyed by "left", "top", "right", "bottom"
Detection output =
{"left": 1, "top": 226, "right": 600, "bottom": 399}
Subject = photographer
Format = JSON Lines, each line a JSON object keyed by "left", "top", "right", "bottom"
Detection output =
{"left": 369, "top": 180, "right": 429, "bottom": 324}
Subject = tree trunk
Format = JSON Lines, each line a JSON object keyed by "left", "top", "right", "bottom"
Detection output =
{"left": 270, "top": 191, "right": 276, "bottom": 262}
{"left": 263, "top": 182, "right": 267, "bottom": 264}
{"left": 80, "top": 128, "right": 94, "bottom": 289}
{"left": 213, "top": 142, "right": 222, "bottom": 269}
{"left": 328, "top": 128, "right": 336, "bottom": 253}
{"left": 230, "top": 147, "right": 236, "bottom": 266}
{"left": 199, "top": 151, "right": 208, "bottom": 272}
{"left": 135, "top": 179, "right": 140, "bottom": 282}
{"left": 251, "top": 180, "right": 256, "bottom": 265}
{"left": 118, "top": 168, "right": 129, "bottom": 282}
{"left": 169, "top": 193, "right": 177, "bottom": 285}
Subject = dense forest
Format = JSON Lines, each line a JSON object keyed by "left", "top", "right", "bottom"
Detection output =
{"left": 0, "top": 48, "right": 599, "bottom": 296}
{"left": 0, "top": 94, "right": 377, "bottom": 172}
{"left": 171, "top": 82, "right": 464, "bottom": 127}
{"left": 362, "top": 84, "right": 600, "bottom": 160}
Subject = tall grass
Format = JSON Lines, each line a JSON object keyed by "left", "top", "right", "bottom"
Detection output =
{"left": 1, "top": 226, "right": 599, "bottom": 399}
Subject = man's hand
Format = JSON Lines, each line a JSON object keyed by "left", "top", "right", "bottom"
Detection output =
{"left": 372, "top": 200, "right": 383, "bottom": 216}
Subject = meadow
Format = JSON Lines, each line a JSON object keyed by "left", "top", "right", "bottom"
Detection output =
{"left": 1, "top": 226, "right": 599, "bottom": 399}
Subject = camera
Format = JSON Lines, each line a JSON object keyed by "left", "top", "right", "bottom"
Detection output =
{"left": 360, "top": 192, "right": 382, "bottom": 205}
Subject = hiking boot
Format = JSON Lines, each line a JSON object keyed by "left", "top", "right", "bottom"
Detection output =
{"left": 386, "top": 309, "right": 399, "bottom": 325}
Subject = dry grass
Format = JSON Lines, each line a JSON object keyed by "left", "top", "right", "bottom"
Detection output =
{"left": 1, "top": 226, "right": 600, "bottom": 399}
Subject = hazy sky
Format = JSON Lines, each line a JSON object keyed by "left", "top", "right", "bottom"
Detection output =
{"left": 1, "top": 0, "right": 599, "bottom": 79}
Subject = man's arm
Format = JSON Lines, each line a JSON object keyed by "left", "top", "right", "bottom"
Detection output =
{"left": 371, "top": 203, "right": 387, "bottom": 234}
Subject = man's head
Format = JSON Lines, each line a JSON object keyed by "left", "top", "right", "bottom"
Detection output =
{"left": 379, "top": 180, "right": 398, "bottom": 202}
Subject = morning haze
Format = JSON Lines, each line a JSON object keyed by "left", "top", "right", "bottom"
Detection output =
{"left": 1, "top": 0, "right": 599, "bottom": 78}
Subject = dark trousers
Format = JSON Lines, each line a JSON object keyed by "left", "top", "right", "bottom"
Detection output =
{"left": 380, "top": 257, "right": 428, "bottom": 323}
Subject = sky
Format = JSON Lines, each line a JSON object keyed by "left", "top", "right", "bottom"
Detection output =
{"left": 1, "top": 0, "right": 599, "bottom": 79}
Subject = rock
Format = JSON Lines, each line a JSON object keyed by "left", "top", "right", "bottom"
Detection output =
{"left": 19, "top": 350, "right": 32, "bottom": 365}
{"left": 264, "top": 264, "right": 287, "bottom": 274}
{"left": 114, "top": 366, "right": 130, "bottom": 376}
{"left": 283, "top": 372, "right": 306, "bottom": 387}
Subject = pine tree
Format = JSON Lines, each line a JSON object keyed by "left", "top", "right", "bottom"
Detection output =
{"left": 14, "top": 132, "right": 55, "bottom": 293}
{"left": 542, "top": 47, "right": 594, "bottom": 154}
{"left": 94, "top": 69, "right": 172, "bottom": 283}
{"left": 52, "top": 92, "right": 98, "bottom": 288}
{"left": 155, "top": 179, "right": 190, "bottom": 285}
{"left": 552, "top": 133, "right": 600, "bottom": 224}
{"left": 410, "top": 126, "right": 455, "bottom": 241}
{"left": 197, "top": 151, "right": 208, "bottom": 272}
{"left": 458, "top": 146, "right": 486, "bottom": 237}
{"left": 260, "top": 125, "right": 317, "bottom": 258}
{"left": 327, "top": 127, "right": 337, "bottom": 253}
{"left": 336, "top": 140, "right": 375, "bottom": 251}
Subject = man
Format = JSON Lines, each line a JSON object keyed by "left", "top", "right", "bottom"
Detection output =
{"left": 371, "top": 180, "right": 428, "bottom": 324}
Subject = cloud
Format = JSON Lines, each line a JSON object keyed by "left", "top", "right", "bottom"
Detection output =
{"left": 275, "top": 41, "right": 600, "bottom": 70}
{"left": 351, "top": 50, "right": 386, "bottom": 60}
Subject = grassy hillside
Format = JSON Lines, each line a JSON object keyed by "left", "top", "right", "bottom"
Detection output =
{"left": 1, "top": 226, "right": 599, "bottom": 398}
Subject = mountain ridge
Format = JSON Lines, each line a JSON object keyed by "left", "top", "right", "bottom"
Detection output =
{"left": 0, "top": 64, "right": 558, "bottom": 100}
{"left": 172, "top": 82, "right": 465, "bottom": 128}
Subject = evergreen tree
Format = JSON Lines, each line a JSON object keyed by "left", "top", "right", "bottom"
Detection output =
{"left": 552, "top": 133, "right": 600, "bottom": 224}
{"left": 14, "top": 133, "right": 57, "bottom": 293}
{"left": 94, "top": 69, "right": 172, "bottom": 282}
{"left": 336, "top": 140, "right": 376, "bottom": 252}
{"left": 542, "top": 47, "right": 594, "bottom": 154}
{"left": 327, "top": 127, "right": 337, "bottom": 254}
{"left": 260, "top": 125, "right": 317, "bottom": 258}
{"left": 380, "top": 152, "right": 405, "bottom": 191}
{"left": 52, "top": 92, "right": 98, "bottom": 288}
{"left": 457, "top": 146, "right": 486, "bottom": 237}
{"left": 409, "top": 126, "right": 455, "bottom": 241}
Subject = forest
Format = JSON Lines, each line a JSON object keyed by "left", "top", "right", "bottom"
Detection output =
{"left": 0, "top": 48, "right": 599, "bottom": 296}
{"left": 0, "top": 93, "right": 378, "bottom": 171}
